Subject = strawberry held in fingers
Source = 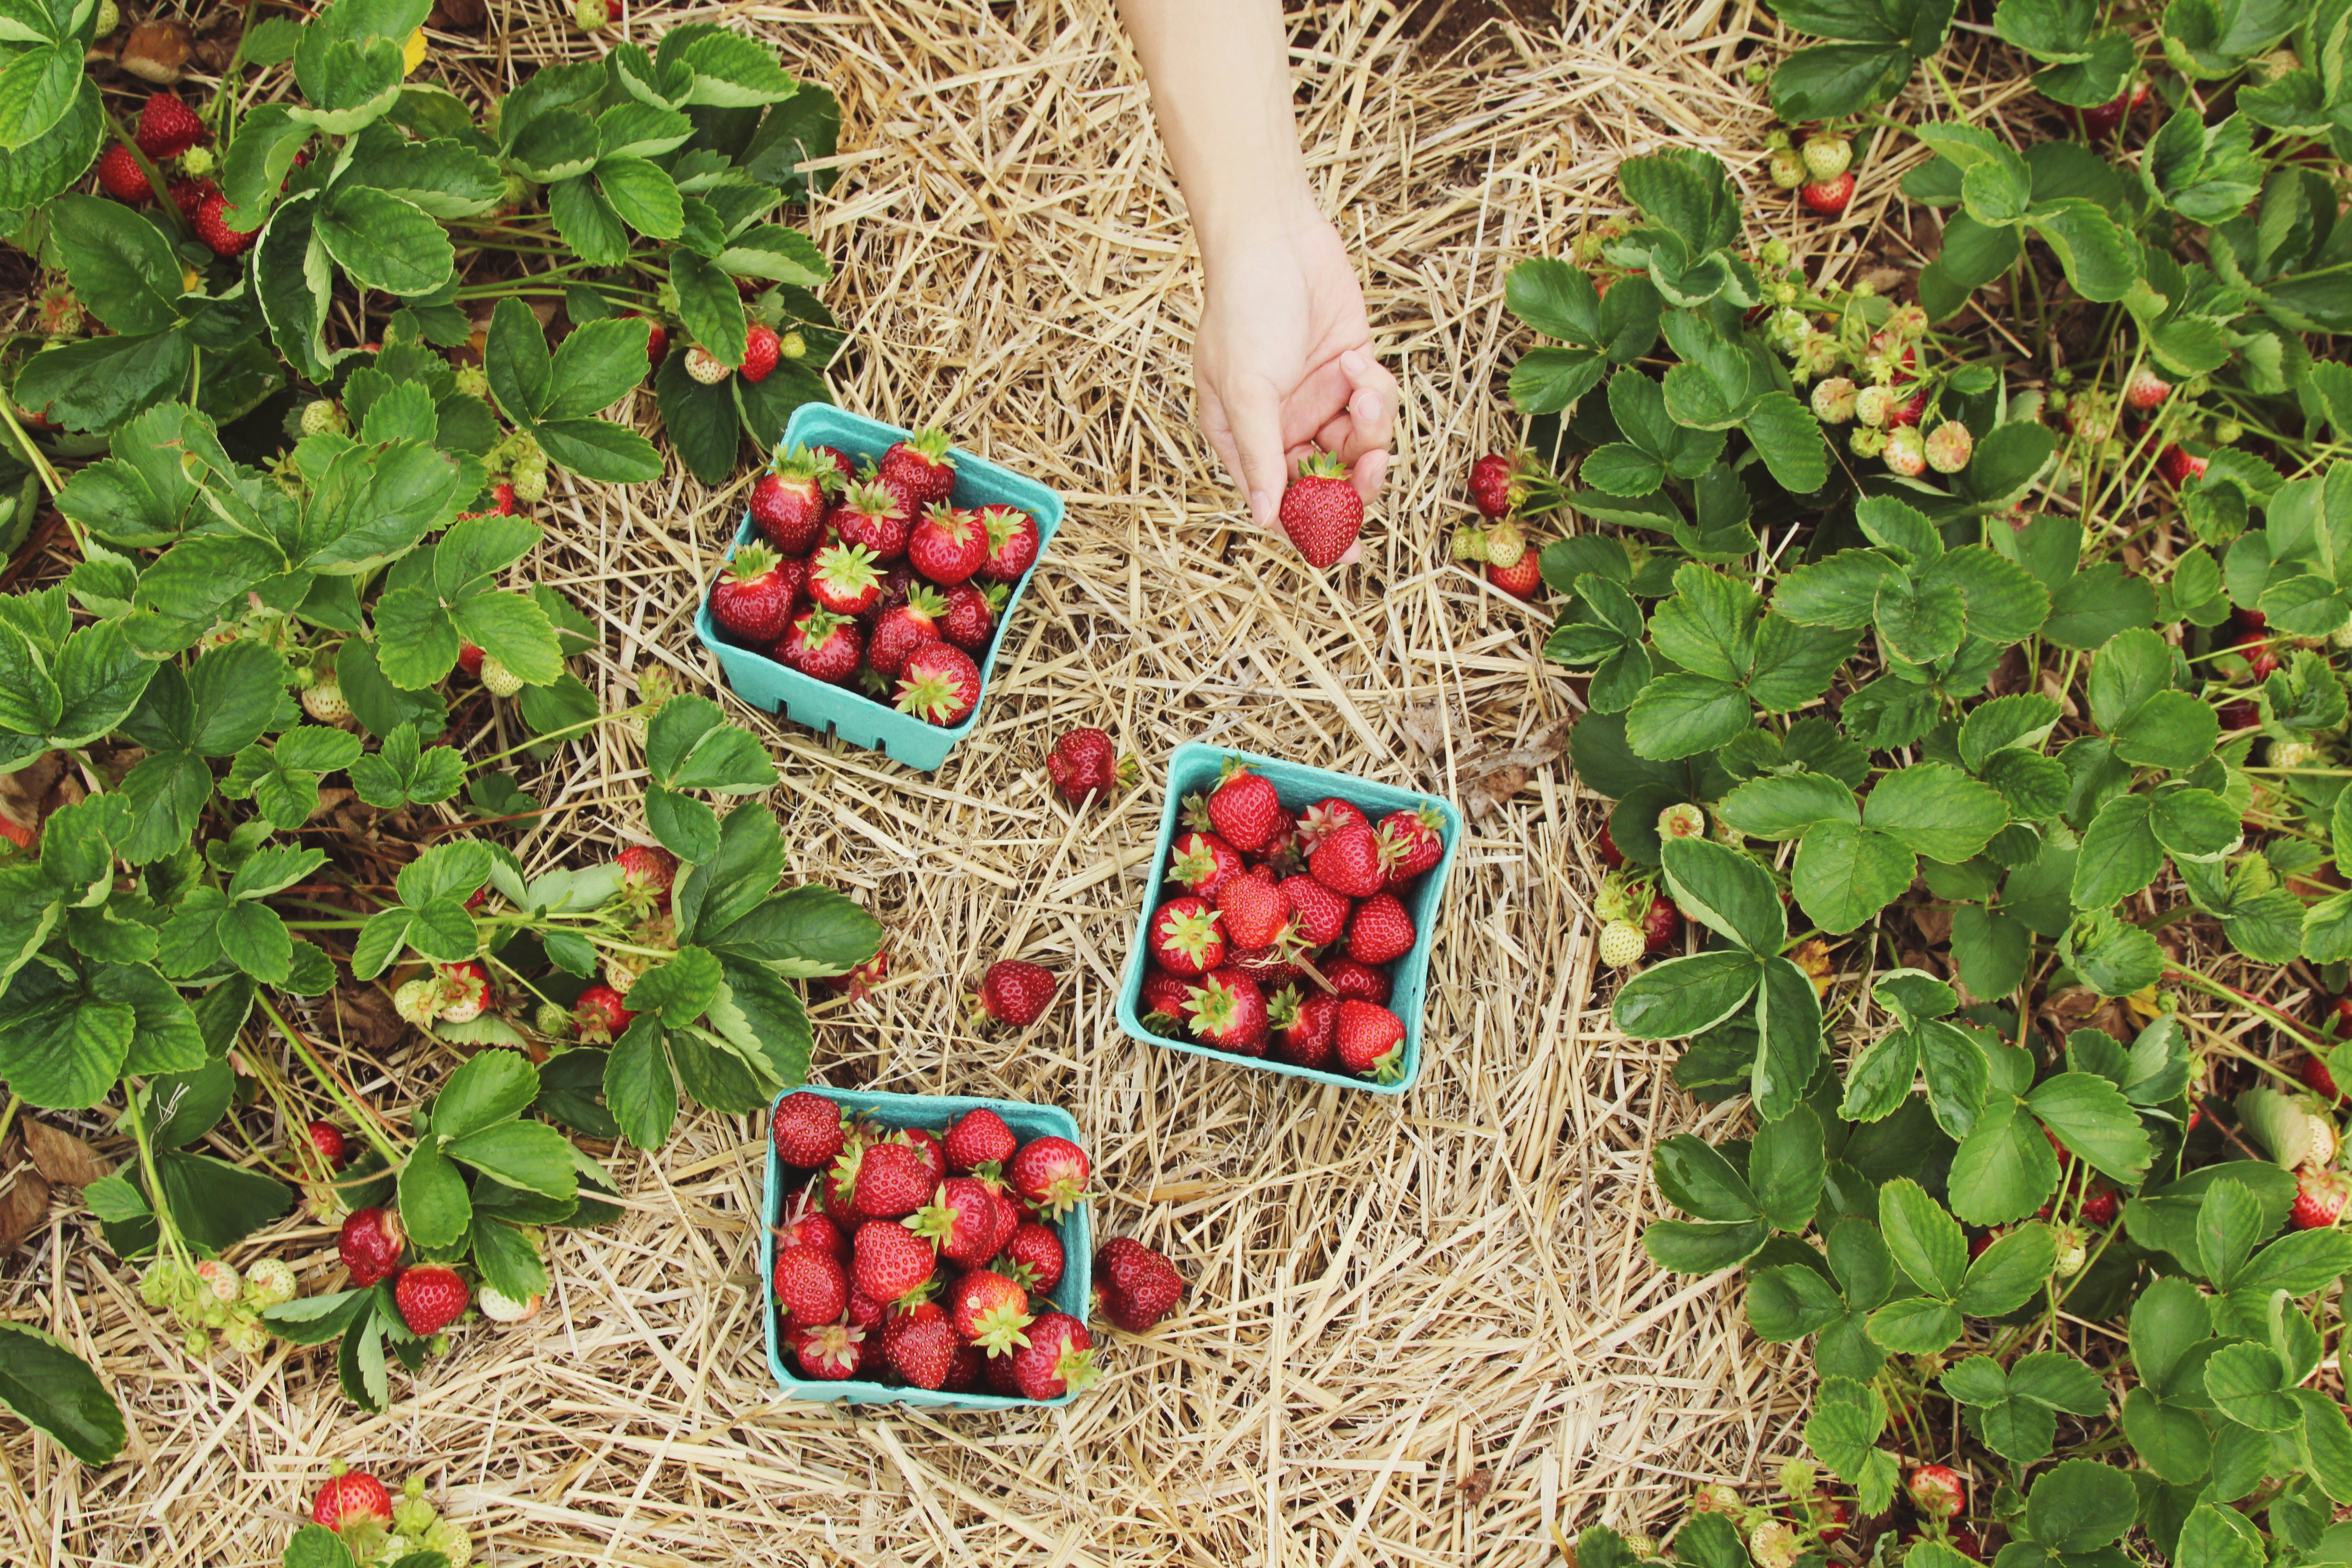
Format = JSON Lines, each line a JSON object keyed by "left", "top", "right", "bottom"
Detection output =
{"left": 1278, "top": 450, "right": 1365, "bottom": 567}
{"left": 896, "top": 641, "right": 982, "bottom": 726}
{"left": 1799, "top": 171, "right": 1854, "bottom": 217}
{"left": 750, "top": 447, "right": 839, "bottom": 554}
{"left": 1148, "top": 895, "right": 1227, "bottom": 977}
{"left": 879, "top": 426, "right": 958, "bottom": 508}
{"left": 975, "top": 504, "right": 1041, "bottom": 583}
{"left": 710, "top": 546, "right": 794, "bottom": 643}
{"left": 908, "top": 503, "right": 989, "bottom": 585}
{"left": 969, "top": 958, "right": 1058, "bottom": 1029}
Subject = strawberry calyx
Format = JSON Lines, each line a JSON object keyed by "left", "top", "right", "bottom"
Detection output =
{"left": 727, "top": 544, "right": 781, "bottom": 584}
{"left": 1296, "top": 448, "right": 1348, "bottom": 482}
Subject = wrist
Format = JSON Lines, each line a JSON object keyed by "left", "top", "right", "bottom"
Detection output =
{"left": 1196, "top": 180, "right": 1321, "bottom": 276}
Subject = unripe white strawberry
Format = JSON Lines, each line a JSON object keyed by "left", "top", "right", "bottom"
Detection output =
{"left": 1883, "top": 426, "right": 1927, "bottom": 477}
{"left": 604, "top": 950, "right": 646, "bottom": 996}
{"left": 1600, "top": 921, "right": 1646, "bottom": 969}
{"left": 241, "top": 1257, "right": 298, "bottom": 1308}
{"left": 2332, "top": 622, "right": 2352, "bottom": 651}
{"left": 2125, "top": 368, "right": 2170, "bottom": 410}
{"left": 479, "top": 656, "right": 525, "bottom": 697}
{"left": 94, "top": 0, "right": 118, "bottom": 34}
{"left": 684, "top": 346, "right": 730, "bottom": 383}
{"left": 2307, "top": 1114, "right": 2339, "bottom": 1170}
{"left": 1658, "top": 802, "right": 1706, "bottom": 841}
{"left": 477, "top": 1285, "right": 543, "bottom": 1323}
{"left": 1749, "top": 1520, "right": 1800, "bottom": 1568}
{"left": 1452, "top": 527, "right": 1491, "bottom": 563}
{"left": 1854, "top": 384, "right": 1895, "bottom": 427}
{"left": 780, "top": 330, "right": 807, "bottom": 360}
{"left": 1849, "top": 426, "right": 1887, "bottom": 458}
{"left": 2272, "top": 740, "right": 2322, "bottom": 770}
{"left": 510, "top": 461, "right": 549, "bottom": 505}
{"left": 437, "top": 962, "right": 490, "bottom": 1023}
{"left": 1925, "top": 421, "right": 1974, "bottom": 474}
{"left": 1768, "top": 148, "right": 1806, "bottom": 189}
{"left": 193, "top": 1259, "right": 240, "bottom": 1303}
{"left": 300, "top": 676, "right": 351, "bottom": 724}
{"left": 394, "top": 978, "right": 442, "bottom": 1028}
{"left": 573, "top": 0, "right": 610, "bottom": 28}
{"left": 1801, "top": 134, "right": 1852, "bottom": 181}
{"left": 1794, "top": 333, "right": 1840, "bottom": 378}
{"left": 2051, "top": 1224, "right": 2087, "bottom": 1277}
{"left": 1811, "top": 377, "right": 1858, "bottom": 424}
{"left": 534, "top": 1000, "right": 574, "bottom": 1038}
{"left": 299, "top": 399, "right": 342, "bottom": 437}
{"left": 1484, "top": 519, "right": 1528, "bottom": 569}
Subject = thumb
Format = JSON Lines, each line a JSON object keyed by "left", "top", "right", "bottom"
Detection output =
{"left": 1226, "top": 384, "right": 1293, "bottom": 533}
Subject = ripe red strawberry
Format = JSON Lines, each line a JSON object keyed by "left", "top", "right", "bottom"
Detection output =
{"left": 2219, "top": 699, "right": 2258, "bottom": 730}
{"left": 1010, "top": 1311, "right": 1097, "bottom": 1398}
{"left": 1254, "top": 811, "right": 1307, "bottom": 878}
{"left": 1168, "top": 829, "right": 1246, "bottom": 899}
{"left": 643, "top": 318, "right": 668, "bottom": 370}
{"left": 195, "top": 191, "right": 258, "bottom": 257}
{"left": 2307, "top": 1052, "right": 2345, "bottom": 1100}
{"left": 853, "top": 1142, "right": 935, "bottom": 1219}
{"left": 1276, "top": 874, "right": 1347, "bottom": 948}
{"left": 897, "top": 641, "right": 982, "bottom": 726}
{"left": 910, "top": 1175, "right": 1002, "bottom": 1266}
{"left": 908, "top": 503, "right": 989, "bottom": 585}
{"left": 1489, "top": 553, "right": 1544, "bottom": 600}
{"left": 833, "top": 480, "right": 911, "bottom": 561}
{"left": 313, "top": 1469, "right": 394, "bottom": 1531}
{"left": 1228, "top": 943, "right": 1302, "bottom": 993}
{"left": 975, "top": 504, "right": 1041, "bottom": 583}
{"left": 2294, "top": 1167, "right": 2348, "bottom": 1229}
{"left": 852, "top": 1216, "right": 936, "bottom": 1303}
{"left": 969, "top": 958, "right": 1058, "bottom": 1029}
{"left": 1047, "top": 727, "right": 1135, "bottom": 804}
{"left": 1907, "top": 1465, "right": 1965, "bottom": 1520}
{"left": 770, "top": 1091, "right": 848, "bottom": 1168}
{"left": 1320, "top": 956, "right": 1391, "bottom": 1004}
{"left": 1007, "top": 1135, "right": 1089, "bottom": 1218}
{"left": 944, "top": 1107, "right": 1018, "bottom": 1173}
{"left": 780, "top": 608, "right": 863, "bottom": 685}
{"left": 750, "top": 447, "right": 839, "bottom": 554}
{"left": 2125, "top": 368, "right": 2170, "bottom": 410}
{"left": 826, "top": 949, "right": 888, "bottom": 1000}
{"left": 1215, "top": 872, "right": 1291, "bottom": 951}
{"left": 1346, "top": 892, "right": 1416, "bottom": 965}
{"left": 943, "top": 1341, "right": 987, "bottom": 1391}
{"left": 739, "top": 323, "right": 781, "bottom": 382}
{"left": 1468, "top": 452, "right": 1523, "bottom": 519}
{"left": 1278, "top": 450, "right": 1364, "bottom": 567}
{"left": 338, "top": 1207, "right": 405, "bottom": 1287}
{"left": 2081, "top": 1189, "right": 2119, "bottom": 1227}
{"left": 1201, "top": 761, "right": 1283, "bottom": 852}
{"left": 168, "top": 176, "right": 215, "bottom": 222}
{"left": 1333, "top": 999, "right": 1407, "bottom": 1081}
{"left": 710, "top": 546, "right": 794, "bottom": 643}
{"left": 457, "top": 641, "right": 486, "bottom": 677}
{"left": 1187, "top": 968, "right": 1269, "bottom": 1056}
{"left": 845, "top": 1287, "right": 887, "bottom": 1330}
{"left": 1376, "top": 806, "right": 1446, "bottom": 885}
{"left": 393, "top": 1264, "right": 469, "bottom": 1334}
{"left": 2080, "top": 80, "right": 2150, "bottom": 137}
{"left": 894, "top": 1127, "right": 947, "bottom": 1183}
{"left": 1800, "top": 172, "right": 1854, "bottom": 216}
{"left": 807, "top": 542, "right": 883, "bottom": 615}
{"left": 1095, "top": 1237, "right": 1184, "bottom": 1332}
{"left": 304, "top": 1120, "right": 347, "bottom": 1170}
{"left": 1138, "top": 965, "right": 1198, "bottom": 1032}
{"left": 1310, "top": 823, "right": 1387, "bottom": 898}
{"left": 881, "top": 1300, "right": 959, "bottom": 1389}
{"left": 772, "top": 1244, "right": 850, "bottom": 1324}
{"left": 2159, "top": 444, "right": 2207, "bottom": 485}
{"left": 1597, "top": 822, "right": 1624, "bottom": 868}
{"left": 1148, "top": 895, "right": 1228, "bottom": 976}
{"left": 1296, "top": 798, "right": 1370, "bottom": 854}
{"left": 939, "top": 581, "right": 998, "bottom": 652}
{"left": 1000, "top": 1221, "right": 1063, "bottom": 1293}
{"left": 1642, "top": 894, "right": 1682, "bottom": 954}
{"left": 866, "top": 587, "right": 946, "bottom": 680}
{"left": 946, "top": 1268, "right": 1035, "bottom": 1354}
{"left": 573, "top": 982, "right": 634, "bottom": 1042}
{"left": 879, "top": 427, "right": 957, "bottom": 507}
{"left": 1268, "top": 986, "right": 1339, "bottom": 1070}
{"left": 793, "top": 1320, "right": 867, "bottom": 1380}
{"left": 96, "top": 142, "right": 151, "bottom": 202}
{"left": 137, "top": 93, "right": 206, "bottom": 160}
{"left": 777, "top": 1201, "right": 847, "bottom": 1260}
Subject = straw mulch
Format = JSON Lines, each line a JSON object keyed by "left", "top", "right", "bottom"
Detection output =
{"left": 1, "top": 1, "right": 1844, "bottom": 1562}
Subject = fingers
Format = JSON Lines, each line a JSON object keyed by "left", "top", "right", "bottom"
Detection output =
{"left": 1308, "top": 350, "right": 1396, "bottom": 505}
{"left": 1224, "top": 380, "right": 1294, "bottom": 533}
{"left": 1196, "top": 381, "right": 1249, "bottom": 515}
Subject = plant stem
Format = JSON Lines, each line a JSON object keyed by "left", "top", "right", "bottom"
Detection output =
{"left": 254, "top": 991, "right": 409, "bottom": 1166}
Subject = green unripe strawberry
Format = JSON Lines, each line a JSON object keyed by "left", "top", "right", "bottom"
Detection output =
{"left": 299, "top": 398, "right": 343, "bottom": 437}
{"left": 1801, "top": 133, "right": 1852, "bottom": 181}
{"left": 1599, "top": 921, "right": 1646, "bottom": 968}
{"left": 480, "top": 656, "right": 525, "bottom": 697}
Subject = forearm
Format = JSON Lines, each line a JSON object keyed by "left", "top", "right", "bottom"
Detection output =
{"left": 1117, "top": 0, "right": 1315, "bottom": 265}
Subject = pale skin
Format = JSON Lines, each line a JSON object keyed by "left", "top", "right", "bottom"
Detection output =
{"left": 1116, "top": 0, "right": 1396, "bottom": 561}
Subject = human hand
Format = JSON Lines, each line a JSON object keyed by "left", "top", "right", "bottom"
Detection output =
{"left": 1193, "top": 204, "right": 1395, "bottom": 564}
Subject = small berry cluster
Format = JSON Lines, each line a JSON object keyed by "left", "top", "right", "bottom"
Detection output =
{"left": 337, "top": 1205, "right": 540, "bottom": 1335}
{"left": 1136, "top": 760, "right": 1441, "bottom": 1083}
{"left": 139, "top": 1254, "right": 302, "bottom": 1359}
{"left": 309, "top": 1466, "right": 476, "bottom": 1567}
{"left": 1764, "top": 125, "right": 1857, "bottom": 219}
{"left": 1453, "top": 451, "right": 1550, "bottom": 600}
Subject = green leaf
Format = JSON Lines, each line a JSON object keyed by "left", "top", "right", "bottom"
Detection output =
{"left": 1791, "top": 820, "right": 1916, "bottom": 935}
{"left": 316, "top": 186, "right": 455, "bottom": 297}
{"left": 1948, "top": 1094, "right": 2062, "bottom": 1224}
{"left": 1751, "top": 1107, "right": 1827, "bottom": 1230}
{"left": 2046, "top": 562, "right": 2158, "bottom": 648}
{"left": 1644, "top": 1217, "right": 1771, "bottom": 1272}
{"left": 2024, "top": 1459, "right": 2140, "bottom": 1553}
{"left": 1654, "top": 1134, "right": 1760, "bottom": 1221}
{"left": 1955, "top": 1222, "right": 2059, "bottom": 1314}
{"left": 49, "top": 195, "right": 182, "bottom": 336}
{"left": 1863, "top": 763, "right": 2009, "bottom": 862}
{"left": 447, "top": 1118, "right": 578, "bottom": 1200}
{"left": 1715, "top": 772, "right": 1859, "bottom": 838}
{"left": 1879, "top": 1176, "right": 1966, "bottom": 1298}
{"left": 396, "top": 1139, "right": 470, "bottom": 1249}
{"left": 1660, "top": 837, "right": 1784, "bottom": 956}
{"left": 1624, "top": 673, "right": 1752, "bottom": 759}
{"left": 0, "top": 1321, "right": 125, "bottom": 1465}
{"left": 1610, "top": 949, "right": 1763, "bottom": 1039}
{"left": 430, "top": 1048, "right": 538, "bottom": 1140}
{"left": 543, "top": 315, "right": 655, "bottom": 423}
{"left": 2204, "top": 1342, "right": 2300, "bottom": 1431}
{"left": 671, "top": 249, "right": 747, "bottom": 369}
{"left": 2064, "top": 907, "right": 2167, "bottom": 996}
{"left": 602, "top": 1015, "right": 676, "bottom": 1150}
{"left": 1755, "top": 955, "right": 1825, "bottom": 1122}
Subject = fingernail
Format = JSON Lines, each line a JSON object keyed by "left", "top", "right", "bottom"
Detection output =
{"left": 1249, "top": 490, "right": 1271, "bottom": 524}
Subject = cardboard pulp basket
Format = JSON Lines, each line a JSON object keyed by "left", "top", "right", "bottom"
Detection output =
{"left": 696, "top": 406, "right": 1064, "bottom": 771}
{"left": 760, "top": 1086, "right": 1094, "bottom": 1410}
{"left": 1113, "top": 742, "right": 1462, "bottom": 1095}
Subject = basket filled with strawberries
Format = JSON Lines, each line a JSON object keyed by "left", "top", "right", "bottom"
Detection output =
{"left": 1117, "top": 743, "right": 1461, "bottom": 1094}
{"left": 760, "top": 1087, "right": 1103, "bottom": 1408}
{"left": 696, "top": 406, "right": 1064, "bottom": 772}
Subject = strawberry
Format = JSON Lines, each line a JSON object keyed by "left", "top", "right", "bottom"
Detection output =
{"left": 852, "top": 1216, "right": 936, "bottom": 1303}
{"left": 793, "top": 1320, "right": 867, "bottom": 1380}
{"left": 1010, "top": 1311, "right": 1097, "bottom": 1398}
{"left": 393, "top": 1264, "right": 468, "bottom": 1334}
{"left": 814, "top": 445, "right": 855, "bottom": 481}
{"left": 739, "top": 324, "right": 781, "bottom": 382}
{"left": 808, "top": 542, "right": 883, "bottom": 615}
{"left": 1333, "top": 999, "right": 1408, "bottom": 1081}
{"left": 1007, "top": 1135, "right": 1089, "bottom": 1218}
{"left": 910, "top": 1176, "right": 1002, "bottom": 1266}
{"left": 2080, "top": 80, "right": 2149, "bottom": 137}
{"left": 772, "top": 1244, "right": 850, "bottom": 1325}
{"left": 1907, "top": 1465, "right": 1965, "bottom": 1521}
{"left": 1600, "top": 921, "right": 1646, "bottom": 969}
{"left": 1264, "top": 876, "right": 1337, "bottom": 950}
{"left": 168, "top": 176, "right": 216, "bottom": 223}
{"left": 2125, "top": 368, "right": 2170, "bottom": 410}
{"left": 1095, "top": 1237, "right": 1184, "bottom": 1332}
{"left": 939, "top": 581, "right": 998, "bottom": 652}
{"left": 826, "top": 950, "right": 888, "bottom": 1000}
{"left": 436, "top": 959, "right": 491, "bottom": 1023}
{"left": 2081, "top": 1189, "right": 2119, "bottom": 1227}
{"left": 983, "top": 1343, "right": 1025, "bottom": 1394}
{"left": 137, "top": 93, "right": 206, "bottom": 160}
{"left": 1468, "top": 453, "right": 1523, "bottom": 519}
{"left": 946, "top": 1268, "right": 1035, "bottom": 1354}
{"left": 1215, "top": 872, "right": 1291, "bottom": 951}
{"left": 942, "top": 1342, "right": 987, "bottom": 1391}
{"left": 1377, "top": 805, "right": 1446, "bottom": 885}
{"left": 1229, "top": 943, "right": 1303, "bottom": 993}
{"left": 1187, "top": 968, "right": 1270, "bottom": 1056}
{"left": 1597, "top": 822, "right": 1624, "bottom": 868}
{"left": 1296, "top": 798, "right": 1371, "bottom": 854}
{"left": 1346, "top": 892, "right": 1416, "bottom": 965}
{"left": 642, "top": 317, "right": 668, "bottom": 370}
{"left": 750, "top": 446, "right": 840, "bottom": 554}
{"left": 1278, "top": 450, "right": 1364, "bottom": 567}
{"left": 777, "top": 1201, "right": 847, "bottom": 1260}
{"left": 617, "top": 844, "right": 675, "bottom": 901}
{"left": 1046, "top": 727, "right": 1136, "bottom": 804}
{"left": 313, "top": 1469, "right": 394, "bottom": 1532}
{"left": 1642, "top": 893, "right": 1682, "bottom": 954}
{"left": 908, "top": 503, "right": 988, "bottom": 585}
{"left": 881, "top": 1301, "right": 959, "bottom": 1389}
{"left": 969, "top": 958, "right": 1058, "bottom": 1029}
{"left": 1268, "top": 986, "right": 1339, "bottom": 1070}
{"left": 710, "top": 546, "right": 794, "bottom": 643}
{"left": 944, "top": 1107, "right": 1017, "bottom": 1173}
{"left": 2159, "top": 444, "right": 2207, "bottom": 485}
{"left": 770, "top": 1091, "right": 848, "bottom": 1168}
{"left": 338, "top": 1207, "right": 405, "bottom": 1286}
{"left": 1799, "top": 172, "right": 1854, "bottom": 217}
{"left": 96, "top": 142, "right": 151, "bottom": 203}
{"left": 1490, "top": 553, "right": 1544, "bottom": 600}
{"left": 833, "top": 480, "right": 911, "bottom": 561}
{"left": 975, "top": 504, "right": 1041, "bottom": 583}
{"left": 1148, "top": 895, "right": 1227, "bottom": 976}
{"left": 194, "top": 191, "right": 258, "bottom": 257}
{"left": 1801, "top": 132, "right": 1852, "bottom": 181}
{"left": 457, "top": 642, "right": 485, "bottom": 677}
{"left": 2219, "top": 700, "right": 2259, "bottom": 730}
{"left": 1168, "top": 829, "right": 1246, "bottom": 899}
{"left": 853, "top": 1142, "right": 935, "bottom": 1219}
{"left": 1201, "top": 760, "right": 1284, "bottom": 852}
{"left": 1310, "top": 823, "right": 1387, "bottom": 898}
{"left": 573, "top": 982, "right": 634, "bottom": 1042}
{"left": 2306, "top": 1052, "right": 2344, "bottom": 1100}
{"left": 1319, "top": 956, "right": 1391, "bottom": 1003}
{"left": 866, "top": 587, "right": 947, "bottom": 679}
{"left": 2294, "top": 1167, "right": 2348, "bottom": 1229}
{"left": 685, "top": 346, "right": 730, "bottom": 383}
{"left": 780, "top": 608, "right": 863, "bottom": 685}
{"left": 1000, "top": 1221, "right": 1064, "bottom": 1293}
{"left": 896, "top": 641, "right": 982, "bottom": 726}
{"left": 1139, "top": 967, "right": 1199, "bottom": 1033}
{"left": 305, "top": 1120, "right": 347, "bottom": 1170}
{"left": 844, "top": 1287, "right": 887, "bottom": 1330}
{"left": 878, "top": 427, "right": 957, "bottom": 508}
{"left": 895, "top": 1126, "right": 947, "bottom": 1182}
{"left": 2233, "top": 629, "right": 2280, "bottom": 680}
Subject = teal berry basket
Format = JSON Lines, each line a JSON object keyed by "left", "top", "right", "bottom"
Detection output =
{"left": 694, "top": 405, "right": 1064, "bottom": 772}
{"left": 760, "top": 1086, "right": 1094, "bottom": 1410}
{"left": 1114, "top": 742, "right": 1462, "bottom": 1095}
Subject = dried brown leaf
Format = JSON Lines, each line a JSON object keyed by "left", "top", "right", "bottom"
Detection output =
{"left": 118, "top": 18, "right": 193, "bottom": 82}
{"left": 23, "top": 1117, "right": 112, "bottom": 1187}
{"left": 0, "top": 1166, "right": 49, "bottom": 1255}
